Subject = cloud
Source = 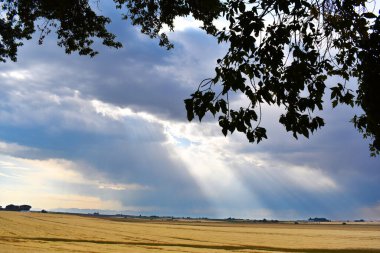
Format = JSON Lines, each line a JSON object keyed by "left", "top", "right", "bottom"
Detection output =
{"left": 0, "top": 189, "right": 125, "bottom": 211}
{"left": 0, "top": 147, "right": 204, "bottom": 214}
{"left": 0, "top": 153, "right": 147, "bottom": 191}
{"left": 161, "top": 16, "right": 203, "bottom": 33}
{"left": 0, "top": 5, "right": 379, "bottom": 220}
{"left": 1, "top": 14, "right": 225, "bottom": 122}
{"left": 359, "top": 202, "right": 380, "bottom": 220}
{"left": 161, "top": 121, "right": 342, "bottom": 219}
{"left": 98, "top": 183, "right": 149, "bottom": 191}
{"left": 0, "top": 141, "right": 38, "bottom": 157}
{"left": 0, "top": 154, "right": 121, "bottom": 210}
{"left": 0, "top": 86, "right": 213, "bottom": 216}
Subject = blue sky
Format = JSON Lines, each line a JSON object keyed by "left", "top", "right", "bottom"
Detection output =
{"left": 0, "top": 3, "right": 379, "bottom": 220}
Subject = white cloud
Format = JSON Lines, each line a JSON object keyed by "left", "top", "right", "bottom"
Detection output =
{"left": 0, "top": 189, "right": 124, "bottom": 210}
{"left": 285, "top": 166, "right": 338, "bottom": 192}
{"left": 0, "top": 153, "right": 150, "bottom": 190}
{"left": 98, "top": 183, "right": 150, "bottom": 191}
{"left": 0, "top": 153, "right": 150, "bottom": 210}
{"left": 0, "top": 141, "right": 37, "bottom": 156}
{"left": 91, "top": 99, "right": 162, "bottom": 124}
{"left": 161, "top": 16, "right": 203, "bottom": 33}
{"left": 0, "top": 70, "right": 32, "bottom": 80}
{"left": 161, "top": 15, "right": 229, "bottom": 33}
{"left": 359, "top": 202, "right": 380, "bottom": 220}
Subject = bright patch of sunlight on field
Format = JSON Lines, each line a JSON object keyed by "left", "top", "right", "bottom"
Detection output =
{"left": 0, "top": 211, "right": 379, "bottom": 253}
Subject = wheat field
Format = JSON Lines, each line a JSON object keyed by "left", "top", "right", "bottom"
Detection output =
{"left": 0, "top": 211, "right": 379, "bottom": 253}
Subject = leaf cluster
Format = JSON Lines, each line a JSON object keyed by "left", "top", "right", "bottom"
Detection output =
{"left": 184, "top": 0, "right": 379, "bottom": 155}
{"left": 0, "top": 0, "right": 224, "bottom": 61}
{"left": 0, "top": 0, "right": 124, "bottom": 62}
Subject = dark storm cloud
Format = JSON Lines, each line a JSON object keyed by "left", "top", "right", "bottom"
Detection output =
{"left": 0, "top": 1, "right": 379, "bottom": 219}
{"left": 3, "top": 12, "right": 224, "bottom": 121}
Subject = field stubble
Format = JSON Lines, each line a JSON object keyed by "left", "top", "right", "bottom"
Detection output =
{"left": 0, "top": 211, "right": 379, "bottom": 253}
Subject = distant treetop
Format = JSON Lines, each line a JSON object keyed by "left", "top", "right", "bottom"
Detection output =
{"left": 4, "top": 204, "right": 32, "bottom": 211}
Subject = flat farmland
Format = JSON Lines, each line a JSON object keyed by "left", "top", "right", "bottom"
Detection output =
{"left": 0, "top": 211, "right": 379, "bottom": 253}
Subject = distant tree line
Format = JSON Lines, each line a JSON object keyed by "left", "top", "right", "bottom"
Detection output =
{"left": 0, "top": 204, "right": 32, "bottom": 211}
{"left": 308, "top": 217, "right": 330, "bottom": 222}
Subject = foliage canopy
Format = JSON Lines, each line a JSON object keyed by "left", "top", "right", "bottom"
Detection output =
{"left": 1, "top": 0, "right": 379, "bottom": 155}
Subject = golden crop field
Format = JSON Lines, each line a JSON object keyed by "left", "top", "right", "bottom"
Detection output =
{"left": 0, "top": 211, "right": 380, "bottom": 253}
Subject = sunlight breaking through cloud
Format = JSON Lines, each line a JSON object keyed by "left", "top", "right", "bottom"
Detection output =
{"left": 0, "top": 10, "right": 379, "bottom": 219}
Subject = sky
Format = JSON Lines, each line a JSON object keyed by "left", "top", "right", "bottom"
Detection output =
{"left": 0, "top": 3, "right": 379, "bottom": 220}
